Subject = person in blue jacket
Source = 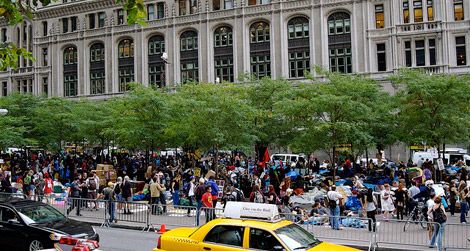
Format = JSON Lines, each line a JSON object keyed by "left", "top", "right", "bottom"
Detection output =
{"left": 207, "top": 176, "right": 219, "bottom": 207}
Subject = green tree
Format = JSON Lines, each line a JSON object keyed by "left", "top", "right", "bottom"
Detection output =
{"left": 283, "top": 70, "right": 385, "bottom": 176}
{"left": 391, "top": 70, "right": 470, "bottom": 156}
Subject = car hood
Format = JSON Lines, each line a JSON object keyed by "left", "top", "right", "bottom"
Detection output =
{"left": 33, "top": 218, "right": 95, "bottom": 237}
{"left": 309, "top": 242, "right": 360, "bottom": 251}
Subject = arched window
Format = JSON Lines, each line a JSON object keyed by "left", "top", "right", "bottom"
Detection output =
{"left": 63, "top": 46, "right": 78, "bottom": 97}
{"left": 214, "top": 26, "right": 234, "bottom": 82}
{"left": 250, "top": 21, "right": 270, "bottom": 79}
{"left": 90, "top": 43, "right": 105, "bottom": 94}
{"left": 180, "top": 30, "right": 199, "bottom": 83}
{"left": 118, "top": 39, "right": 134, "bottom": 92}
{"left": 288, "top": 17, "right": 310, "bottom": 78}
{"left": 328, "top": 12, "right": 352, "bottom": 73}
{"left": 148, "top": 35, "right": 166, "bottom": 87}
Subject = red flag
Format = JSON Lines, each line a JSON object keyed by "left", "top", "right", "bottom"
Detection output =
{"left": 263, "top": 148, "right": 270, "bottom": 163}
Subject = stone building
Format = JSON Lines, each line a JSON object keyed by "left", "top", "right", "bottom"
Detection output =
{"left": 0, "top": 0, "right": 469, "bottom": 99}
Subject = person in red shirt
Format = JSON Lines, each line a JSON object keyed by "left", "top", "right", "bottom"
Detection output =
{"left": 202, "top": 186, "right": 215, "bottom": 223}
{"left": 43, "top": 173, "right": 54, "bottom": 204}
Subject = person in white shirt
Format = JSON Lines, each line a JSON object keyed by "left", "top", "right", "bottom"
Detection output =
{"left": 187, "top": 176, "right": 196, "bottom": 216}
{"left": 327, "top": 186, "right": 343, "bottom": 230}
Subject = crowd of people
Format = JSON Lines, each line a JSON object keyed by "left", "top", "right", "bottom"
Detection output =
{"left": 1, "top": 151, "right": 470, "bottom": 250}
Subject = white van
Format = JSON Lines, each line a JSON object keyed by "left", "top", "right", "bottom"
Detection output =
{"left": 412, "top": 150, "right": 470, "bottom": 166}
{"left": 270, "top": 154, "right": 305, "bottom": 164}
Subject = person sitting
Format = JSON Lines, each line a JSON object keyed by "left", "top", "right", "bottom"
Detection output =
{"left": 309, "top": 202, "right": 329, "bottom": 224}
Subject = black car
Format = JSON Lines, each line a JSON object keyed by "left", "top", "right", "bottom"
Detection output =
{"left": 0, "top": 197, "right": 99, "bottom": 251}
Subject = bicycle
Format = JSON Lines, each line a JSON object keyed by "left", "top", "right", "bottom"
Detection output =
{"left": 403, "top": 201, "right": 427, "bottom": 231}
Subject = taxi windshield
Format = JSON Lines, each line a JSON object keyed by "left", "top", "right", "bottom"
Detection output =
{"left": 17, "top": 204, "right": 66, "bottom": 224}
{"left": 274, "top": 224, "right": 321, "bottom": 250}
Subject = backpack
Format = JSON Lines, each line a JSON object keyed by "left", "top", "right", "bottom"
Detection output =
{"left": 112, "top": 183, "right": 119, "bottom": 193}
{"left": 88, "top": 178, "right": 97, "bottom": 191}
{"left": 235, "top": 189, "right": 244, "bottom": 202}
{"left": 433, "top": 205, "right": 447, "bottom": 224}
{"left": 254, "top": 191, "right": 264, "bottom": 203}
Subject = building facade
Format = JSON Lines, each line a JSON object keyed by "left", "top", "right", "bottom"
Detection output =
{"left": 0, "top": 0, "right": 469, "bottom": 99}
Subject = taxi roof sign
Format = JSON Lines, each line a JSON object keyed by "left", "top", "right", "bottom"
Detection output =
{"left": 223, "top": 201, "right": 280, "bottom": 221}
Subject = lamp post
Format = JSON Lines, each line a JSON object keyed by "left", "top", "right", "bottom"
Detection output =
{"left": 0, "top": 109, "right": 8, "bottom": 116}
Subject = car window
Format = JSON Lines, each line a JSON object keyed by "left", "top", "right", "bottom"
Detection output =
{"left": 17, "top": 204, "right": 66, "bottom": 224}
{"left": 0, "top": 206, "right": 19, "bottom": 223}
{"left": 204, "top": 225, "right": 244, "bottom": 247}
{"left": 274, "top": 224, "right": 321, "bottom": 250}
{"left": 290, "top": 156, "right": 297, "bottom": 162}
{"left": 249, "top": 228, "right": 283, "bottom": 250}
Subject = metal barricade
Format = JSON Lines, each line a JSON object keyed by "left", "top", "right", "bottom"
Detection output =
{"left": 65, "top": 198, "right": 107, "bottom": 225}
{"left": 199, "top": 207, "right": 224, "bottom": 226}
{"left": 375, "top": 219, "right": 440, "bottom": 250}
{"left": 300, "top": 216, "right": 375, "bottom": 251}
{"left": 111, "top": 200, "right": 151, "bottom": 231}
{"left": 148, "top": 205, "right": 198, "bottom": 230}
{"left": 443, "top": 223, "right": 470, "bottom": 250}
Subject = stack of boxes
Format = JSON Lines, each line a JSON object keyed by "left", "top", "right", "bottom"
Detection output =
{"left": 95, "top": 164, "right": 117, "bottom": 190}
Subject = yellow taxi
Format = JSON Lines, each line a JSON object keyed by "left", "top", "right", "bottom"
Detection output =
{"left": 153, "top": 202, "right": 359, "bottom": 251}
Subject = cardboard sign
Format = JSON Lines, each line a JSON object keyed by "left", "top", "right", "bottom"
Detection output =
{"left": 194, "top": 168, "right": 201, "bottom": 177}
{"left": 437, "top": 158, "right": 445, "bottom": 171}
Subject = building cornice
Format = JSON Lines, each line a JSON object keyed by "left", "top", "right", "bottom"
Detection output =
{"left": 35, "top": 0, "right": 116, "bottom": 20}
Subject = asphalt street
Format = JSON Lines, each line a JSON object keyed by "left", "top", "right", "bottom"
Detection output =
{"left": 94, "top": 227, "right": 158, "bottom": 251}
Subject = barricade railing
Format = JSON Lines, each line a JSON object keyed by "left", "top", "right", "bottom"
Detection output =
{"left": 199, "top": 207, "right": 224, "bottom": 225}
{"left": 110, "top": 200, "right": 151, "bottom": 231}
{"left": 443, "top": 223, "right": 470, "bottom": 250}
{"left": 65, "top": 198, "right": 107, "bottom": 225}
{"left": 375, "top": 219, "right": 440, "bottom": 251}
{"left": 148, "top": 205, "right": 198, "bottom": 230}
{"left": 298, "top": 216, "right": 375, "bottom": 251}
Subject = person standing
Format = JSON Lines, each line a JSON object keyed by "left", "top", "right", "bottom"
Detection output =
{"left": 171, "top": 175, "right": 181, "bottom": 206}
{"left": 156, "top": 177, "right": 167, "bottom": 213}
{"left": 363, "top": 188, "right": 377, "bottom": 232}
{"left": 449, "top": 181, "right": 458, "bottom": 216}
{"left": 186, "top": 176, "right": 196, "bottom": 216}
{"left": 86, "top": 171, "right": 99, "bottom": 210}
{"left": 195, "top": 178, "right": 206, "bottom": 226}
{"left": 395, "top": 183, "right": 407, "bottom": 220}
{"left": 266, "top": 185, "right": 278, "bottom": 204}
{"left": 67, "top": 175, "right": 82, "bottom": 216}
{"left": 202, "top": 186, "right": 214, "bottom": 223}
{"left": 122, "top": 176, "right": 133, "bottom": 214}
{"left": 428, "top": 196, "right": 447, "bottom": 250}
{"left": 381, "top": 183, "right": 395, "bottom": 220}
{"left": 149, "top": 177, "right": 161, "bottom": 215}
{"left": 43, "top": 173, "right": 54, "bottom": 204}
{"left": 103, "top": 182, "right": 116, "bottom": 224}
{"left": 207, "top": 176, "right": 219, "bottom": 208}
{"left": 327, "top": 186, "right": 343, "bottom": 230}
{"left": 458, "top": 181, "right": 469, "bottom": 223}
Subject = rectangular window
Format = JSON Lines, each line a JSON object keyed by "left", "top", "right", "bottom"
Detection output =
{"left": 42, "top": 48, "right": 48, "bottom": 66}
{"left": 119, "top": 68, "right": 134, "bottom": 92}
{"left": 456, "top": 36, "right": 467, "bottom": 66}
{"left": 98, "top": 12, "right": 106, "bottom": 27}
{"left": 224, "top": 0, "right": 233, "bottom": 9}
{"left": 375, "top": 5, "right": 385, "bottom": 29}
{"left": 64, "top": 74, "right": 78, "bottom": 97}
{"left": 414, "top": 0, "right": 423, "bottom": 22}
{"left": 429, "top": 38, "right": 436, "bottom": 65}
{"left": 91, "top": 71, "right": 105, "bottom": 94}
{"left": 289, "top": 51, "right": 310, "bottom": 78}
{"left": 179, "top": 0, "right": 187, "bottom": 15}
{"left": 42, "top": 77, "right": 48, "bottom": 96}
{"left": 181, "top": 61, "right": 199, "bottom": 83}
{"left": 251, "top": 54, "right": 271, "bottom": 79}
{"left": 377, "top": 43, "right": 386, "bottom": 71}
{"left": 23, "top": 80, "right": 27, "bottom": 93}
{"left": 71, "top": 16, "right": 77, "bottom": 31}
{"left": 454, "top": 0, "right": 464, "bottom": 21}
{"left": 62, "top": 18, "right": 69, "bottom": 33}
{"left": 89, "top": 13, "right": 95, "bottom": 29}
{"left": 213, "top": 0, "right": 221, "bottom": 11}
{"left": 1, "top": 28, "right": 6, "bottom": 42}
{"left": 42, "top": 21, "right": 48, "bottom": 36}
{"left": 329, "top": 47, "right": 352, "bottom": 73}
{"left": 427, "top": 0, "right": 434, "bottom": 21}
{"left": 215, "top": 58, "right": 234, "bottom": 82}
{"left": 403, "top": 1, "right": 410, "bottom": 23}
{"left": 190, "top": 0, "right": 197, "bottom": 14}
{"left": 249, "top": 0, "right": 256, "bottom": 5}
{"left": 415, "top": 40, "right": 425, "bottom": 66}
{"left": 405, "top": 41, "right": 412, "bottom": 67}
{"left": 147, "top": 4, "right": 155, "bottom": 20}
{"left": 157, "top": 3, "right": 165, "bottom": 19}
{"left": 149, "top": 65, "right": 165, "bottom": 87}
{"left": 2, "top": 82, "right": 7, "bottom": 96}
{"left": 117, "top": 9, "right": 125, "bottom": 24}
